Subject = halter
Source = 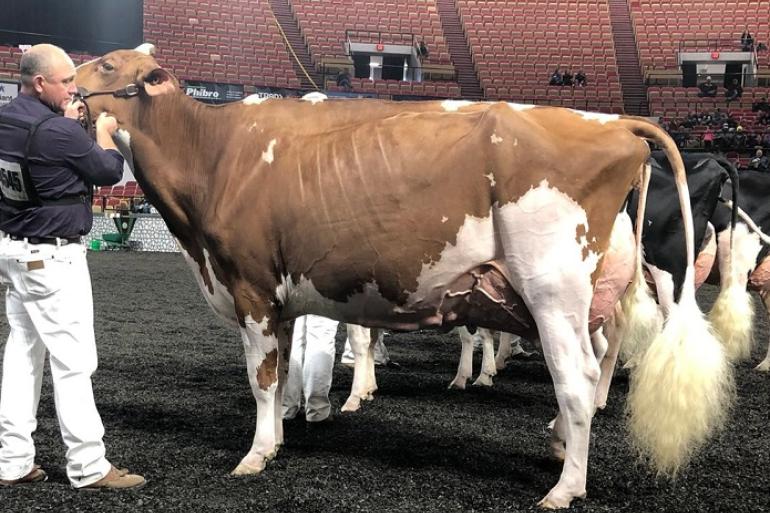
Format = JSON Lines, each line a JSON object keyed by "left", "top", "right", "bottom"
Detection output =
{"left": 73, "top": 83, "right": 142, "bottom": 137}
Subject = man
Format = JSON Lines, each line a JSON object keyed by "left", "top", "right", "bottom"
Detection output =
{"left": 282, "top": 315, "right": 338, "bottom": 423}
{"left": 698, "top": 76, "right": 717, "bottom": 97}
{"left": 748, "top": 148, "right": 769, "bottom": 172}
{"left": 725, "top": 78, "right": 743, "bottom": 101}
{"left": 0, "top": 44, "right": 144, "bottom": 489}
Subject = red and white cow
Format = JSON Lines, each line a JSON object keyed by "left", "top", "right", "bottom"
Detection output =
{"left": 75, "top": 45, "right": 733, "bottom": 508}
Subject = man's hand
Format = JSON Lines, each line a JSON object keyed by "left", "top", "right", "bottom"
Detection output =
{"left": 63, "top": 99, "right": 85, "bottom": 121}
{"left": 95, "top": 112, "right": 119, "bottom": 136}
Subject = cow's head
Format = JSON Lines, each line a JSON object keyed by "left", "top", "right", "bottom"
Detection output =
{"left": 75, "top": 44, "right": 179, "bottom": 125}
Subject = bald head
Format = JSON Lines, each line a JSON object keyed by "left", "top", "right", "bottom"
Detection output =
{"left": 20, "top": 44, "right": 75, "bottom": 88}
{"left": 20, "top": 44, "right": 78, "bottom": 113}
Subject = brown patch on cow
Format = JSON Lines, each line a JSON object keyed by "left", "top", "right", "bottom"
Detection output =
{"left": 575, "top": 224, "right": 591, "bottom": 261}
{"left": 256, "top": 349, "right": 278, "bottom": 390}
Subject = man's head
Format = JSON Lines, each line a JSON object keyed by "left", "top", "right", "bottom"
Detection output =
{"left": 20, "top": 44, "right": 77, "bottom": 114}
{"left": 756, "top": 149, "right": 763, "bottom": 157}
{"left": 705, "top": 76, "right": 712, "bottom": 83}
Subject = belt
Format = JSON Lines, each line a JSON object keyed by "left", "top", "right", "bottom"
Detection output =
{"left": 8, "top": 235, "right": 82, "bottom": 245}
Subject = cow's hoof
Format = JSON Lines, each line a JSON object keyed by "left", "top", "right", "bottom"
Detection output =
{"left": 537, "top": 491, "right": 577, "bottom": 510}
{"left": 341, "top": 396, "right": 362, "bottom": 412}
{"left": 472, "top": 373, "right": 494, "bottom": 387}
{"left": 448, "top": 377, "right": 467, "bottom": 390}
{"left": 755, "top": 360, "right": 770, "bottom": 372}
{"left": 230, "top": 461, "right": 265, "bottom": 476}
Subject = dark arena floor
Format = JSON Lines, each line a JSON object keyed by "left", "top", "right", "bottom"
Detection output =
{"left": 0, "top": 252, "right": 768, "bottom": 513}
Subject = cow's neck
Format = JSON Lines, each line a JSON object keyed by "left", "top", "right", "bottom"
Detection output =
{"left": 127, "top": 94, "right": 233, "bottom": 246}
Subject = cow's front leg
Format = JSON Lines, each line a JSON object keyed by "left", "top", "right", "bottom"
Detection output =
{"left": 232, "top": 314, "right": 290, "bottom": 475}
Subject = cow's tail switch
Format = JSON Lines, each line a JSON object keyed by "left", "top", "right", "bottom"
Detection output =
{"left": 707, "top": 156, "right": 755, "bottom": 362}
{"left": 618, "top": 117, "right": 734, "bottom": 477}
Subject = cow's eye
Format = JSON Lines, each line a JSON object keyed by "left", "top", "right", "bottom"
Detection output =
{"left": 102, "top": 62, "right": 114, "bottom": 72}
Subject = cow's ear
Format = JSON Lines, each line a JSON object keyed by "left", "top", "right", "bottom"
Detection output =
{"left": 143, "top": 68, "right": 177, "bottom": 96}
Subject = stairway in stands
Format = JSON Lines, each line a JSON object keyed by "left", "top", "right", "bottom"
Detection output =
{"left": 268, "top": 0, "right": 323, "bottom": 90}
{"left": 607, "top": 0, "right": 649, "bottom": 116}
{"left": 435, "top": 0, "right": 484, "bottom": 100}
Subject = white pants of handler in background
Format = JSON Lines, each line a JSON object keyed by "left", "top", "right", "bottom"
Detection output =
{"left": 282, "top": 315, "right": 339, "bottom": 422}
{"left": 0, "top": 239, "right": 112, "bottom": 487}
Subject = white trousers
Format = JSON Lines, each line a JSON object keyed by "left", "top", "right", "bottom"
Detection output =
{"left": 282, "top": 315, "right": 338, "bottom": 422}
{"left": 341, "top": 328, "right": 390, "bottom": 365}
{"left": 0, "top": 239, "right": 111, "bottom": 487}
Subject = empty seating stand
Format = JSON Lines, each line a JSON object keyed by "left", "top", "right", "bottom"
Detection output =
{"left": 143, "top": 1, "right": 300, "bottom": 88}
{"left": 291, "top": 0, "right": 452, "bottom": 65}
{"left": 455, "top": 0, "right": 624, "bottom": 111}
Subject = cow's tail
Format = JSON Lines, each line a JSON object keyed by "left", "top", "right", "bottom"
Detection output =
{"left": 617, "top": 117, "right": 734, "bottom": 476}
{"left": 707, "top": 156, "right": 755, "bottom": 361}
{"left": 619, "top": 162, "right": 661, "bottom": 364}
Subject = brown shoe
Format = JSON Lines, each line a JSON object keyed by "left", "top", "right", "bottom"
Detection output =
{"left": 80, "top": 465, "right": 145, "bottom": 491}
{"left": 0, "top": 465, "right": 47, "bottom": 487}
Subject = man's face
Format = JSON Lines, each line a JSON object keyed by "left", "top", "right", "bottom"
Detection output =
{"left": 35, "top": 58, "right": 77, "bottom": 113}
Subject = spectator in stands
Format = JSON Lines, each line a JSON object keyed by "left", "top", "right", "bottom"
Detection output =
{"left": 417, "top": 39, "right": 429, "bottom": 59}
{"left": 562, "top": 70, "right": 573, "bottom": 86}
{"left": 753, "top": 97, "right": 770, "bottom": 113}
{"left": 703, "top": 127, "right": 715, "bottom": 149}
{"left": 725, "top": 79, "right": 743, "bottom": 102}
{"left": 757, "top": 42, "right": 768, "bottom": 52}
{"left": 748, "top": 148, "right": 769, "bottom": 171}
{"left": 336, "top": 70, "right": 352, "bottom": 91}
{"left": 763, "top": 131, "right": 770, "bottom": 147}
{"left": 741, "top": 30, "right": 754, "bottom": 51}
{"left": 760, "top": 111, "right": 770, "bottom": 125}
{"left": 698, "top": 76, "right": 718, "bottom": 98}
{"left": 574, "top": 70, "right": 587, "bottom": 87}
{"left": 549, "top": 68, "right": 563, "bottom": 86}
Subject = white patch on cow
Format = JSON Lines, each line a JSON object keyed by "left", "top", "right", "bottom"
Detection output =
{"left": 507, "top": 103, "right": 537, "bottom": 112}
{"left": 179, "top": 245, "right": 238, "bottom": 325}
{"left": 406, "top": 180, "right": 600, "bottom": 313}
{"left": 243, "top": 94, "right": 270, "bottom": 105}
{"left": 485, "top": 172, "right": 496, "bottom": 187}
{"left": 441, "top": 100, "right": 474, "bottom": 112}
{"left": 112, "top": 129, "right": 135, "bottom": 173}
{"left": 490, "top": 133, "right": 503, "bottom": 145}
{"left": 441, "top": 216, "right": 448, "bottom": 223}
{"left": 261, "top": 139, "right": 277, "bottom": 164}
{"left": 243, "top": 314, "right": 273, "bottom": 341}
{"left": 569, "top": 109, "right": 620, "bottom": 125}
{"left": 248, "top": 122, "right": 258, "bottom": 132}
{"left": 134, "top": 43, "right": 156, "bottom": 55}
{"left": 302, "top": 92, "right": 328, "bottom": 104}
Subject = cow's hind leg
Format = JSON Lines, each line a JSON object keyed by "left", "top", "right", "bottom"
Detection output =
{"left": 232, "top": 315, "right": 290, "bottom": 475}
{"left": 342, "top": 324, "right": 375, "bottom": 412}
{"left": 449, "top": 327, "right": 474, "bottom": 389}
{"left": 532, "top": 284, "right": 599, "bottom": 509}
{"left": 473, "top": 328, "right": 497, "bottom": 386}
{"left": 594, "top": 313, "right": 622, "bottom": 410}
{"left": 756, "top": 291, "right": 770, "bottom": 372}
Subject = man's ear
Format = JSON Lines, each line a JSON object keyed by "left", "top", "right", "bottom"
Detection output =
{"left": 32, "top": 75, "right": 45, "bottom": 94}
